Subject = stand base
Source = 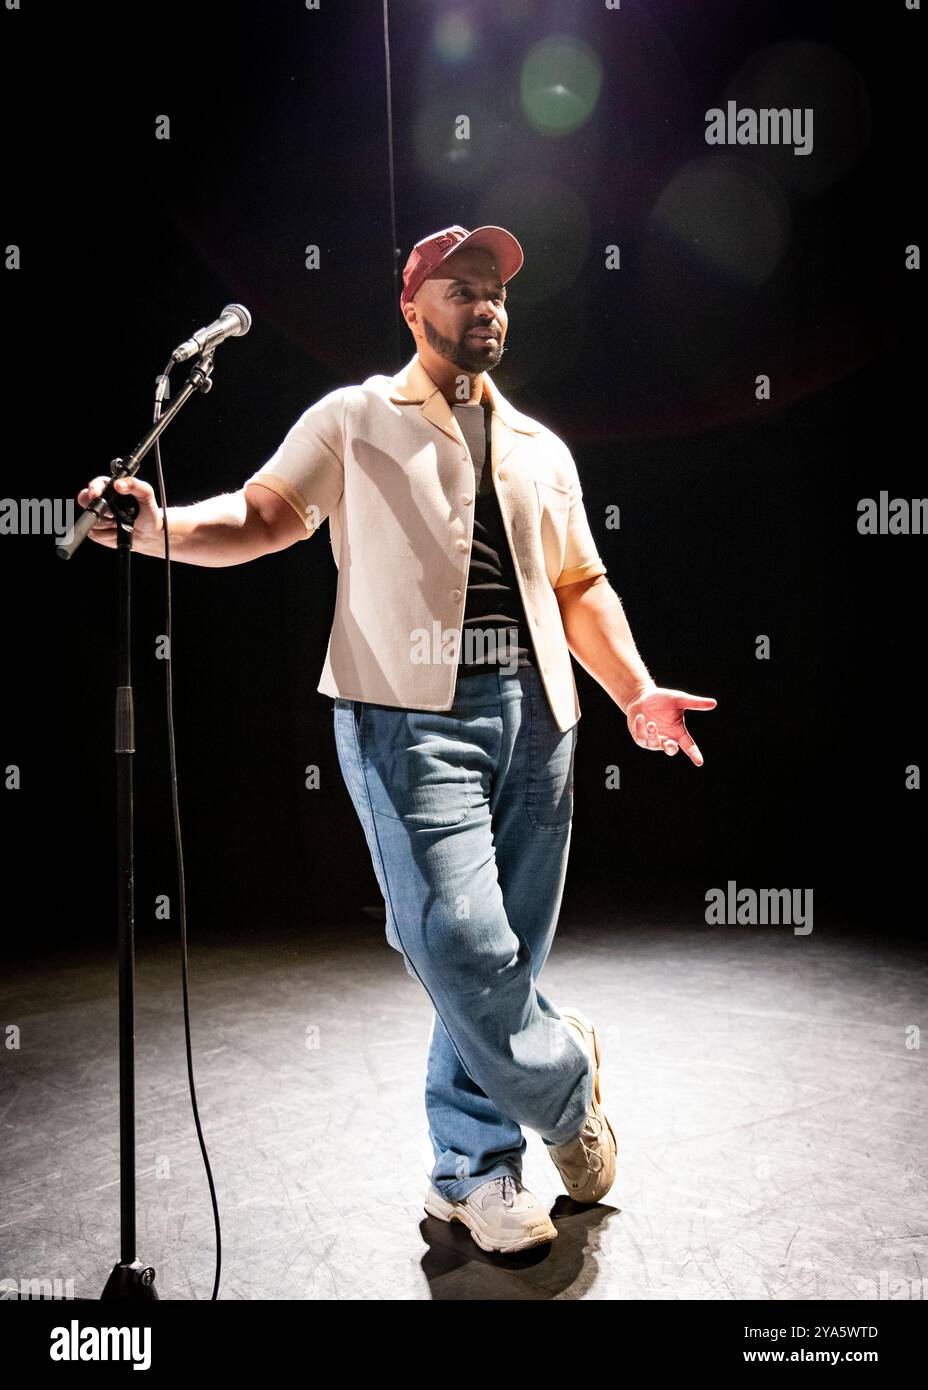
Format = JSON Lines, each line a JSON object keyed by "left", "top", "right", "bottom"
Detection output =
{"left": 101, "top": 1260, "right": 159, "bottom": 1301}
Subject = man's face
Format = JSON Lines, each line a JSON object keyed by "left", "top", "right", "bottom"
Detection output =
{"left": 408, "top": 247, "right": 509, "bottom": 374}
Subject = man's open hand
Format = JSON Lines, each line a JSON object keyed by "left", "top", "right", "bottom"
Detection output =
{"left": 626, "top": 686, "right": 717, "bottom": 767}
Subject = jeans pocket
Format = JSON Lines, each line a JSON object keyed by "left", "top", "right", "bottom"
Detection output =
{"left": 357, "top": 704, "right": 476, "bottom": 829}
{"left": 525, "top": 680, "right": 576, "bottom": 831}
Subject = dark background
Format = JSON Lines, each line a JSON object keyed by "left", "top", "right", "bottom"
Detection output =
{"left": 2, "top": 0, "right": 922, "bottom": 951}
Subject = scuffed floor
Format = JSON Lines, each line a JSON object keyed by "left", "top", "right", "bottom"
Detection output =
{"left": 1, "top": 916, "right": 925, "bottom": 1301}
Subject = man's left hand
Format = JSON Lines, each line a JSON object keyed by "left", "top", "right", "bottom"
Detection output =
{"left": 625, "top": 686, "right": 717, "bottom": 767}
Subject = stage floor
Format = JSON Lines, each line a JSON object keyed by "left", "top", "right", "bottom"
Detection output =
{"left": 2, "top": 914, "right": 925, "bottom": 1301}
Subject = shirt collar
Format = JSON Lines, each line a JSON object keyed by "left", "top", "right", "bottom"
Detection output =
{"left": 388, "top": 354, "right": 541, "bottom": 436}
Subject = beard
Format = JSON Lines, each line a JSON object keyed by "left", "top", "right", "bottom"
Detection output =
{"left": 422, "top": 315, "right": 504, "bottom": 373}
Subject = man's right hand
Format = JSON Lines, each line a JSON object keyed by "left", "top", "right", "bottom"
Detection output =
{"left": 76, "top": 475, "right": 163, "bottom": 548}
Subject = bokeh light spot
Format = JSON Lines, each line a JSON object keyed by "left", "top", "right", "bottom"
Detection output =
{"left": 520, "top": 35, "right": 602, "bottom": 136}
{"left": 433, "top": 11, "right": 477, "bottom": 64}
{"left": 651, "top": 156, "right": 792, "bottom": 288}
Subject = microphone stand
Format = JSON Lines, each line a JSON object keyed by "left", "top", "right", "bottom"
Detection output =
{"left": 55, "top": 349, "right": 217, "bottom": 1301}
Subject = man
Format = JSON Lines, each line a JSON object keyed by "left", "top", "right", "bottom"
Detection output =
{"left": 78, "top": 224, "right": 716, "bottom": 1257}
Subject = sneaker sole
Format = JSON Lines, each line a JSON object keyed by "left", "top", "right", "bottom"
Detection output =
{"left": 424, "top": 1187, "right": 558, "bottom": 1254}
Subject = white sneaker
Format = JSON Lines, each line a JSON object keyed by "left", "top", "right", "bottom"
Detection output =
{"left": 547, "top": 1007, "right": 617, "bottom": 1204}
{"left": 424, "top": 1175, "right": 558, "bottom": 1253}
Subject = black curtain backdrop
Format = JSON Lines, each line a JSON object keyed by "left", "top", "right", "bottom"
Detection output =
{"left": 3, "top": 0, "right": 922, "bottom": 952}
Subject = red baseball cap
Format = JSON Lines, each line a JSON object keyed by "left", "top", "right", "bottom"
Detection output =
{"left": 400, "top": 224, "right": 524, "bottom": 309}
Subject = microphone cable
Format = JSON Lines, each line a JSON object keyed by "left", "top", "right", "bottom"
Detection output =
{"left": 150, "top": 358, "right": 223, "bottom": 1303}
{"left": 133, "top": 4, "right": 401, "bottom": 1302}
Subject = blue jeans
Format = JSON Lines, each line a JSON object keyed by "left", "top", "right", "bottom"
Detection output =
{"left": 332, "top": 663, "right": 593, "bottom": 1201}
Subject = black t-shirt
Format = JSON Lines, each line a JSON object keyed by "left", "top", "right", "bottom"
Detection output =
{"left": 451, "top": 397, "right": 536, "bottom": 675}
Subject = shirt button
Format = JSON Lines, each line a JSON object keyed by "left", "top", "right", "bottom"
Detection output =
{"left": 455, "top": 538, "right": 468, "bottom": 551}
{"left": 461, "top": 495, "right": 472, "bottom": 506}
{"left": 498, "top": 471, "right": 507, "bottom": 482}
{"left": 451, "top": 589, "right": 462, "bottom": 601}
{"left": 533, "top": 615, "right": 540, "bottom": 626}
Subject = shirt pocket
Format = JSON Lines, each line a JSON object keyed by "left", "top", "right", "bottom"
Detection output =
{"left": 534, "top": 477, "right": 571, "bottom": 580}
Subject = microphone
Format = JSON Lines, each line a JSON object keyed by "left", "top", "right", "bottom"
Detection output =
{"left": 171, "top": 303, "right": 252, "bottom": 363}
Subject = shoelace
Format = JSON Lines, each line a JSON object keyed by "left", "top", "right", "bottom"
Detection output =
{"left": 491, "top": 1174, "right": 519, "bottom": 1206}
{"left": 568, "top": 1116, "right": 605, "bottom": 1174}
